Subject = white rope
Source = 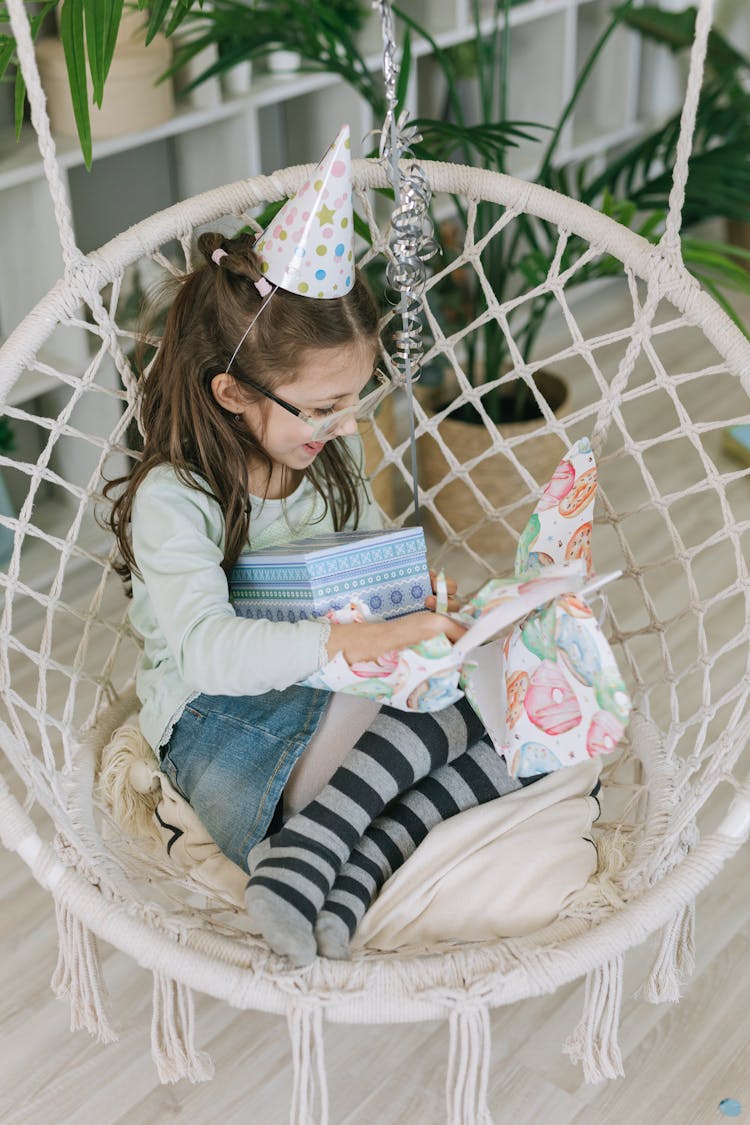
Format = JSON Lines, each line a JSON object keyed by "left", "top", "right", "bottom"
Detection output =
{"left": 563, "top": 957, "right": 625, "bottom": 1084}
{"left": 446, "top": 1005, "right": 493, "bottom": 1124}
{"left": 50, "top": 899, "right": 118, "bottom": 1043}
{"left": 5, "top": 0, "right": 83, "bottom": 276}
{"left": 151, "top": 972, "right": 215, "bottom": 1083}
{"left": 660, "top": 0, "right": 716, "bottom": 262}
{"left": 288, "top": 1005, "right": 329, "bottom": 1125}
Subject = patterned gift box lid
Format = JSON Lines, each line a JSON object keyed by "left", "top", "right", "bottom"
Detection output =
{"left": 229, "top": 527, "right": 429, "bottom": 595}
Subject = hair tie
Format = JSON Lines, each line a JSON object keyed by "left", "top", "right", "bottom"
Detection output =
{"left": 212, "top": 248, "right": 228, "bottom": 265}
{"left": 254, "top": 277, "right": 273, "bottom": 297}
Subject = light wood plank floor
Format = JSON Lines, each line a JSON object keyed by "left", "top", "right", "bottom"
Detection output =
{"left": 1, "top": 808, "right": 749, "bottom": 1125}
{"left": 3, "top": 280, "right": 750, "bottom": 1124}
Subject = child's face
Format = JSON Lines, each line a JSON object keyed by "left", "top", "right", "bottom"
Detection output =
{"left": 246, "top": 339, "right": 378, "bottom": 471}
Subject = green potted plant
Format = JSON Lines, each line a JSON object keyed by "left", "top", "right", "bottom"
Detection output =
{"left": 166, "top": 1, "right": 750, "bottom": 390}
{"left": 397, "top": 2, "right": 750, "bottom": 398}
{"left": 616, "top": 3, "right": 750, "bottom": 277}
{"left": 159, "top": 0, "right": 378, "bottom": 108}
{"left": 0, "top": 2, "right": 178, "bottom": 167}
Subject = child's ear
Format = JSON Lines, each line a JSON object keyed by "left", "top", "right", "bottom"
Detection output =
{"left": 210, "top": 372, "right": 247, "bottom": 415}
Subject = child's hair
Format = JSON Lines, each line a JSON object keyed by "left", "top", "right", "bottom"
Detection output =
{"left": 105, "top": 230, "right": 380, "bottom": 589}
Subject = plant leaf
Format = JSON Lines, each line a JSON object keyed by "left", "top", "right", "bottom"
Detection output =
{"left": 693, "top": 273, "right": 750, "bottom": 336}
{"left": 13, "top": 63, "right": 24, "bottom": 139}
{"left": 85, "top": 0, "right": 108, "bottom": 107}
{"left": 395, "top": 26, "right": 411, "bottom": 117}
{"left": 0, "top": 38, "right": 13, "bottom": 80}
{"left": 144, "top": 0, "right": 173, "bottom": 46}
{"left": 353, "top": 209, "right": 373, "bottom": 245}
{"left": 619, "top": 4, "right": 750, "bottom": 73}
{"left": 102, "top": 0, "right": 125, "bottom": 93}
{"left": 59, "top": 0, "right": 92, "bottom": 168}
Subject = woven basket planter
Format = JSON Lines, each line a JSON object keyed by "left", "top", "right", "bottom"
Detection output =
{"left": 416, "top": 370, "right": 570, "bottom": 563}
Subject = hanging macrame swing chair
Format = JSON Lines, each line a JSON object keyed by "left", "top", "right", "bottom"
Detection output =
{"left": 2, "top": 0, "right": 750, "bottom": 1119}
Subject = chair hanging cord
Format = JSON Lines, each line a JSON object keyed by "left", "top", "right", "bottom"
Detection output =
{"left": 660, "top": 0, "right": 714, "bottom": 263}
{"left": 6, "top": 0, "right": 82, "bottom": 276}
{"left": 375, "top": 0, "right": 438, "bottom": 522}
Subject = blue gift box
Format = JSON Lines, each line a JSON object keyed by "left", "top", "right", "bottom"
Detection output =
{"left": 229, "top": 527, "right": 431, "bottom": 623}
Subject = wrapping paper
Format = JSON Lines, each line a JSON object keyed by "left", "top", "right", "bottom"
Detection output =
{"left": 303, "top": 567, "right": 588, "bottom": 717}
{"left": 303, "top": 438, "right": 631, "bottom": 775}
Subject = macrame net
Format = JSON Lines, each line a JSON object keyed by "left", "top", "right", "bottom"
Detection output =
{"left": 2, "top": 0, "right": 750, "bottom": 1117}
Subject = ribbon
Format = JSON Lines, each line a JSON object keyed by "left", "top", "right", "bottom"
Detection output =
{"left": 374, "top": 0, "right": 439, "bottom": 520}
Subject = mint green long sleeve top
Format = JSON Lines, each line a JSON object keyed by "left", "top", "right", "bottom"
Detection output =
{"left": 129, "top": 434, "right": 382, "bottom": 751}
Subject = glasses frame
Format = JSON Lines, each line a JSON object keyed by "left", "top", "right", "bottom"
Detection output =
{"left": 237, "top": 367, "right": 392, "bottom": 440}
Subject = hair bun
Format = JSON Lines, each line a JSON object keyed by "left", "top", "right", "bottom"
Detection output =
{"left": 197, "top": 230, "right": 266, "bottom": 284}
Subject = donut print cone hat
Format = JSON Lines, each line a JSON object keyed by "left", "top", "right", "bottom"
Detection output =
{"left": 255, "top": 124, "right": 354, "bottom": 299}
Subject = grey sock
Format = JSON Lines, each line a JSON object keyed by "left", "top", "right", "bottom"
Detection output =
{"left": 244, "top": 698, "right": 484, "bottom": 965}
{"left": 314, "top": 738, "right": 521, "bottom": 959}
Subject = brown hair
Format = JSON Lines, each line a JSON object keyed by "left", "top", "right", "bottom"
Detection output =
{"left": 104, "top": 230, "right": 380, "bottom": 590}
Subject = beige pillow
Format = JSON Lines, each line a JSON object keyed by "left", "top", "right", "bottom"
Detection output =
{"left": 353, "top": 759, "right": 601, "bottom": 951}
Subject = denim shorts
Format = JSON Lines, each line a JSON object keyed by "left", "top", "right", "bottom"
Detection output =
{"left": 159, "top": 684, "right": 329, "bottom": 871}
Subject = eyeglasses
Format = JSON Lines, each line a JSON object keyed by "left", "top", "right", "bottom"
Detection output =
{"left": 238, "top": 367, "right": 392, "bottom": 440}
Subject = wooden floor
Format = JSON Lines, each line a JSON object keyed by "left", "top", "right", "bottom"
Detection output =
{"left": 1, "top": 820, "right": 749, "bottom": 1124}
{"left": 3, "top": 278, "right": 750, "bottom": 1124}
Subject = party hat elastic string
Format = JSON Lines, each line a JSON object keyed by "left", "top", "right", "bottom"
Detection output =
{"left": 226, "top": 285, "right": 278, "bottom": 372}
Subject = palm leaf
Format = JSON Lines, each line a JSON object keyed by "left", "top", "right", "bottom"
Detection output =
{"left": 410, "top": 117, "right": 545, "bottom": 164}
{"left": 0, "top": 38, "right": 13, "bottom": 80}
{"left": 619, "top": 4, "right": 750, "bottom": 73}
{"left": 395, "top": 27, "right": 411, "bottom": 117}
{"left": 13, "top": 61, "right": 23, "bottom": 138}
{"left": 85, "top": 0, "right": 110, "bottom": 107}
{"left": 101, "top": 0, "right": 125, "bottom": 96}
{"left": 693, "top": 274, "right": 749, "bottom": 337}
{"left": 59, "top": 0, "right": 92, "bottom": 168}
{"left": 144, "top": 0, "right": 173, "bottom": 46}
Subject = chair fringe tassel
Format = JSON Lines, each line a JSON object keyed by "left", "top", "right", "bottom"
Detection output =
{"left": 51, "top": 900, "right": 118, "bottom": 1044}
{"left": 288, "top": 1004, "right": 330, "bottom": 1125}
{"left": 446, "top": 1006, "right": 493, "bottom": 1124}
{"left": 636, "top": 902, "right": 696, "bottom": 1004}
{"left": 563, "top": 955, "right": 625, "bottom": 1083}
{"left": 151, "top": 972, "right": 214, "bottom": 1084}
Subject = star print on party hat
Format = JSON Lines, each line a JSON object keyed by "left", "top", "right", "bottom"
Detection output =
{"left": 255, "top": 124, "right": 354, "bottom": 299}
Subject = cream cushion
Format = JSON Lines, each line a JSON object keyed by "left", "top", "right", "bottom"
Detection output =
{"left": 353, "top": 758, "right": 600, "bottom": 951}
{"left": 153, "top": 757, "right": 601, "bottom": 950}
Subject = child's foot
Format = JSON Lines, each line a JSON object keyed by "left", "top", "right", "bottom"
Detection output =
{"left": 245, "top": 881, "right": 317, "bottom": 967}
{"left": 314, "top": 910, "right": 352, "bottom": 960}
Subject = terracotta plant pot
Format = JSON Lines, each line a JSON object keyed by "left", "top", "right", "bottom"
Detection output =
{"left": 415, "top": 371, "right": 570, "bottom": 565}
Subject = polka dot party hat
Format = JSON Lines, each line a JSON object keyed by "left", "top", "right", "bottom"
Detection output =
{"left": 255, "top": 124, "right": 354, "bottom": 299}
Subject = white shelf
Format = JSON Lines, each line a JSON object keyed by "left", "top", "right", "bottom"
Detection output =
{"left": 0, "top": 0, "right": 643, "bottom": 192}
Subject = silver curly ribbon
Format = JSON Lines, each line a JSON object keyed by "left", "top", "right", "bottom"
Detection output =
{"left": 374, "top": 0, "right": 439, "bottom": 521}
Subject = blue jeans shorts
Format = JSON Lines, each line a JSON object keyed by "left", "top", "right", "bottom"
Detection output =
{"left": 159, "top": 684, "right": 328, "bottom": 871}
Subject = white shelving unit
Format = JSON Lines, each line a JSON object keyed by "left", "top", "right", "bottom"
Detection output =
{"left": 0, "top": 0, "right": 745, "bottom": 591}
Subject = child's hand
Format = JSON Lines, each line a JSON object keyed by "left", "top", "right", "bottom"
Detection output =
{"left": 424, "top": 569, "right": 461, "bottom": 613}
{"left": 328, "top": 611, "right": 466, "bottom": 666}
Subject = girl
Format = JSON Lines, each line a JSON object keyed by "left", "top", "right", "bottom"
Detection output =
{"left": 107, "top": 219, "right": 531, "bottom": 967}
